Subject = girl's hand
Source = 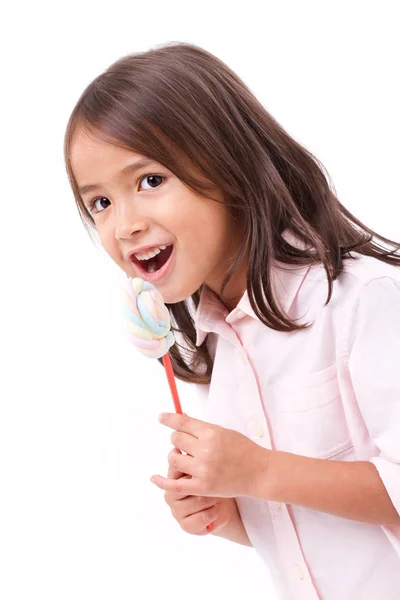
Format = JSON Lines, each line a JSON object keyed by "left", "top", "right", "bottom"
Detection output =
{"left": 163, "top": 447, "right": 233, "bottom": 535}
{"left": 151, "top": 412, "right": 271, "bottom": 498}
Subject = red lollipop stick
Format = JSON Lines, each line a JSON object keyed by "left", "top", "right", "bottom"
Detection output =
{"left": 162, "top": 353, "right": 182, "bottom": 414}
{"left": 161, "top": 352, "right": 213, "bottom": 532}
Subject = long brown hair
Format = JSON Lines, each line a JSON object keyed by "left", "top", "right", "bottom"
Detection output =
{"left": 64, "top": 41, "right": 400, "bottom": 385}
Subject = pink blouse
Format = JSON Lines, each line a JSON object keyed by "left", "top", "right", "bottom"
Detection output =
{"left": 193, "top": 229, "right": 400, "bottom": 599}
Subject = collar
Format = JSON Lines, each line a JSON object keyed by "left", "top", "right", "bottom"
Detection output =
{"left": 194, "top": 228, "right": 314, "bottom": 346}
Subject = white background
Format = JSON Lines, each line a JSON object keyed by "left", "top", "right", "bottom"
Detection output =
{"left": 1, "top": 1, "right": 399, "bottom": 598}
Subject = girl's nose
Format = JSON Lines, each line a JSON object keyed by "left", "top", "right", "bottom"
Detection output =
{"left": 115, "top": 217, "right": 149, "bottom": 239}
{"left": 114, "top": 199, "right": 150, "bottom": 239}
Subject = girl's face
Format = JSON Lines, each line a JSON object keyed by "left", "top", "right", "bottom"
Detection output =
{"left": 70, "top": 129, "right": 247, "bottom": 306}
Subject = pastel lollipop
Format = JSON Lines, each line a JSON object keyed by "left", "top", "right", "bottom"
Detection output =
{"left": 123, "top": 277, "right": 182, "bottom": 414}
{"left": 123, "top": 277, "right": 213, "bottom": 531}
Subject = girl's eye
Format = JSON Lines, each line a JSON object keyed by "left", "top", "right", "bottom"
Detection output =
{"left": 87, "top": 174, "right": 165, "bottom": 214}
{"left": 139, "top": 174, "right": 165, "bottom": 191}
{"left": 89, "top": 197, "right": 110, "bottom": 213}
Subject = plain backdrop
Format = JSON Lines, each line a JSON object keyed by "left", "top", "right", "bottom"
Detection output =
{"left": 1, "top": 1, "right": 399, "bottom": 598}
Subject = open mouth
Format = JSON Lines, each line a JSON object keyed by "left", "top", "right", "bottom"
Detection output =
{"left": 132, "top": 244, "right": 174, "bottom": 274}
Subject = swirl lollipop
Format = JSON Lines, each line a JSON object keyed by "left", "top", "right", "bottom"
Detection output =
{"left": 123, "top": 277, "right": 213, "bottom": 531}
{"left": 123, "top": 277, "right": 182, "bottom": 414}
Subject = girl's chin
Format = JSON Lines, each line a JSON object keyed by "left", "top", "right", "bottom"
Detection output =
{"left": 160, "top": 283, "right": 199, "bottom": 305}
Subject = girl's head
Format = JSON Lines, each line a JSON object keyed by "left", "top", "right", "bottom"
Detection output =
{"left": 64, "top": 40, "right": 325, "bottom": 309}
{"left": 69, "top": 127, "right": 247, "bottom": 307}
{"left": 64, "top": 41, "right": 400, "bottom": 384}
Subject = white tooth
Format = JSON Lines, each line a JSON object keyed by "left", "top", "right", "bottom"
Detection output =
{"left": 135, "top": 247, "right": 162, "bottom": 261}
{"left": 134, "top": 243, "right": 171, "bottom": 261}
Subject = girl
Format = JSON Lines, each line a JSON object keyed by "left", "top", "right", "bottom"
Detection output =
{"left": 64, "top": 42, "right": 400, "bottom": 600}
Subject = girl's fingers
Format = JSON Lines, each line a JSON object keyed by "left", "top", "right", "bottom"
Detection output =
{"left": 172, "top": 495, "right": 218, "bottom": 520}
{"left": 165, "top": 448, "right": 192, "bottom": 502}
{"left": 167, "top": 448, "right": 194, "bottom": 478}
{"left": 167, "top": 448, "right": 185, "bottom": 479}
{"left": 180, "top": 504, "right": 220, "bottom": 536}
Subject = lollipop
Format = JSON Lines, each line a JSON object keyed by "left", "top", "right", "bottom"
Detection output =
{"left": 123, "top": 277, "right": 182, "bottom": 414}
{"left": 123, "top": 277, "right": 213, "bottom": 531}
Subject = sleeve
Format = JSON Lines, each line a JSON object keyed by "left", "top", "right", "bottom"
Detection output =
{"left": 347, "top": 276, "right": 400, "bottom": 517}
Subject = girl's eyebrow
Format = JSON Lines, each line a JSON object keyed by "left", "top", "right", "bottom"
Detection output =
{"left": 78, "top": 158, "right": 157, "bottom": 195}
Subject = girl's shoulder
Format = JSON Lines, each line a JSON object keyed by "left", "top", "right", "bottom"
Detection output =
{"left": 339, "top": 252, "right": 400, "bottom": 287}
{"left": 301, "top": 253, "right": 400, "bottom": 320}
{"left": 321, "top": 253, "right": 400, "bottom": 330}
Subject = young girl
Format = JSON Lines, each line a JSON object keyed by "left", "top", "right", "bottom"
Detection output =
{"left": 64, "top": 42, "right": 400, "bottom": 599}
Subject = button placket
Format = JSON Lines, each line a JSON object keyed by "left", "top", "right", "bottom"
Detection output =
{"left": 237, "top": 346, "right": 248, "bottom": 364}
{"left": 237, "top": 362, "right": 272, "bottom": 451}
{"left": 222, "top": 315, "right": 319, "bottom": 599}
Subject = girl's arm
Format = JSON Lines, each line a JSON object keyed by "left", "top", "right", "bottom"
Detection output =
{"left": 260, "top": 450, "right": 400, "bottom": 526}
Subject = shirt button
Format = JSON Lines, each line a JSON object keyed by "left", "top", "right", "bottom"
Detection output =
{"left": 274, "top": 502, "right": 282, "bottom": 509}
{"left": 254, "top": 422, "right": 264, "bottom": 437}
{"left": 293, "top": 564, "right": 304, "bottom": 580}
{"left": 248, "top": 420, "right": 264, "bottom": 438}
{"left": 236, "top": 309, "right": 245, "bottom": 319}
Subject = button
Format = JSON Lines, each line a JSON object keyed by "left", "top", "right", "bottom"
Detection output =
{"left": 274, "top": 502, "right": 282, "bottom": 509}
{"left": 236, "top": 309, "right": 245, "bottom": 319}
{"left": 293, "top": 564, "right": 304, "bottom": 580}
{"left": 248, "top": 421, "right": 264, "bottom": 438}
{"left": 254, "top": 422, "right": 264, "bottom": 438}
{"left": 238, "top": 349, "right": 248, "bottom": 364}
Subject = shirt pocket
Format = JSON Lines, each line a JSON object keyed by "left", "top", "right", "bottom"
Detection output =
{"left": 271, "top": 364, "right": 353, "bottom": 459}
